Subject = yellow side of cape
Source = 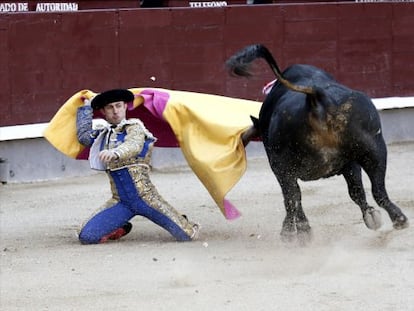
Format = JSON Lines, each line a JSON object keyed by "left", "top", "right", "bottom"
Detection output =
{"left": 159, "top": 89, "right": 260, "bottom": 217}
{"left": 43, "top": 90, "right": 96, "bottom": 158}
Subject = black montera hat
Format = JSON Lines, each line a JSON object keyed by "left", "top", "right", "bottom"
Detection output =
{"left": 91, "top": 89, "right": 134, "bottom": 110}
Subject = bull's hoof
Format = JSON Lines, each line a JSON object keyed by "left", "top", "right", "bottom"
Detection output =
{"left": 280, "top": 230, "right": 296, "bottom": 243}
{"left": 281, "top": 218, "right": 296, "bottom": 243}
{"left": 363, "top": 208, "right": 382, "bottom": 230}
{"left": 393, "top": 214, "right": 409, "bottom": 230}
{"left": 297, "top": 229, "right": 313, "bottom": 246}
{"left": 296, "top": 221, "right": 312, "bottom": 245}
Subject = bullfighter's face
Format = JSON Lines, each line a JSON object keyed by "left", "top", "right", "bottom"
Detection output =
{"left": 100, "top": 101, "right": 127, "bottom": 125}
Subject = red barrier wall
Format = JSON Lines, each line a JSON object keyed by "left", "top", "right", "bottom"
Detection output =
{"left": 1, "top": 2, "right": 413, "bottom": 127}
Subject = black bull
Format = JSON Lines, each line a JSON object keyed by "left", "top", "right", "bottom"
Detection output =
{"left": 226, "top": 44, "right": 409, "bottom": 242}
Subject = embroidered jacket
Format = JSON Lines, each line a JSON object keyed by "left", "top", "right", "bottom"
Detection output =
{"left": 76, "top": 106, "right": 156, "bottom": 170}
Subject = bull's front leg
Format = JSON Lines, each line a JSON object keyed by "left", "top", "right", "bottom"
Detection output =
{"left": 278, "top": 178, "right": 312, "bottom": 244}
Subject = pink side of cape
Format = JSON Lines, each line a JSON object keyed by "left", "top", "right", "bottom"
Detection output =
{"left": 140, "top": 89, "right": 170, "bottom": 119}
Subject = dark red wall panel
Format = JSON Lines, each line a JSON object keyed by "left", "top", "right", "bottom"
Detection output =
{"left": 0, "top": 15, "right": 11, "bottom": 125}
{"left": 60, "top": 11, "right": 120, "bottom": 91}
{"left": 391, "top": 4, "right": 414, "bottom": 95}
{"left": 1, "top": 2, "right": 414, "bottom": 127}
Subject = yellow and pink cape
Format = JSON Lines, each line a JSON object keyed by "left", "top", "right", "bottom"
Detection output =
{"left": 44, "top": 88, "right": 261, "bottom": 220}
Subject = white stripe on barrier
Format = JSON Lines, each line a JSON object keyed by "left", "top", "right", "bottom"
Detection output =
{"left": 0, "top": 119, "right": 107, "bottom": 141}
{"left": 0, "top": 123, "right": 49, "bottom": 141}
{"left": 372, "top": 97, "right": 414, "bottom": 110}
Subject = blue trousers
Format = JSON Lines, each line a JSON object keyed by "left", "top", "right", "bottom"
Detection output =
{"left": 79, "top": 167, "right": 192, "bottom": 243}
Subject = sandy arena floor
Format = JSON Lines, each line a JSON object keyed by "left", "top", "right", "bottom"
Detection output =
{"left": 1, "top": 142, "right": 413, "bottom": 311}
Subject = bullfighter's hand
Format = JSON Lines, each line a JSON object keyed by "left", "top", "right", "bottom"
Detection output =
{"left": 99, "top": 150, "right": 119, "bottom": 163}
{"left": 82, "top": 97, "right": 91, "bottom": 106}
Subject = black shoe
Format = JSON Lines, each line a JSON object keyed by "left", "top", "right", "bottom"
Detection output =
{"left": 122, "top": 222, "right": 133, "bottom": 235}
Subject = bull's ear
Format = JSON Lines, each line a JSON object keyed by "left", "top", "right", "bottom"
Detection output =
{"left": 250, "top": 115, "right": 259, "bottom": 128}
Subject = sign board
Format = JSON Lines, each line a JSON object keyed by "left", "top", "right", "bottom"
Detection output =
{"left": 0, "top": 2, "right": 78, "bottom": 12}
{"left": 189, "top": 1, "right": 228, "bottom": 7}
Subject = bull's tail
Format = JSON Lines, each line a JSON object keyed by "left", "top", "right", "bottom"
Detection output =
{"left": 226, "top": 44, "right": 314, "bottom": 95}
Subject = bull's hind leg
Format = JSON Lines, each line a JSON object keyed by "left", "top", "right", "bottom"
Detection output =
{"left": 342, "top": 162, "right": 382, "bottom": 230}
{"left": 361, "top": 138, "right": 409, "bottom": 230}
{"left": 278, "top": 177, "right": 312, "bottom": 244}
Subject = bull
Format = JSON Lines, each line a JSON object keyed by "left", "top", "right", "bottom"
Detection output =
{"left": 226, "top": 44, "right": 409, "bottom": 242}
